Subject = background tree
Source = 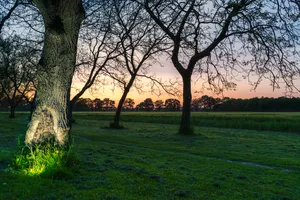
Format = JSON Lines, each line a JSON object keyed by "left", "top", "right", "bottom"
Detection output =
{"left": 93, "top": 98, "right": 103, "bottom": 111}
{"left": 25, "top": 0, "right": 85, "bottom": 147}
{"left": 72, "top": 97, "right": 103, "bottom": 111}
{"left": 0, "top": 36, "right": 38, "bottom": 118}
{"left": 154, "top": 99, "right": 164, "bottom": 111}
{"left": 102, "top": 98, "right": 115, "bottom": 111}
{"left": 215, "top": 96, "right": 300, "bottom": 112}
{"left": 140, "top": 0, "right": 300, "bottom": 134}
{"left": 70, "top": 0, "right": 122, "bottom": 121}
{"left": 123, "top": 98, "right": 135, "bottom": 110}
{"left": 104, "top": 0, "right": 168, "bottom": 128}
{"left": 198, "top": 95, "right": 217, "bottom": 111}
{"left": 1, "top": 0, "right": 44, "bottom": 120}
{"left": 143, "top": 98, "right": 154, "bottom": 111}
{"left": 191, "top": 98, "right": 201, "bottom": 111}
{"left": 136, "top": 101, "right": 145, "bottom": 111}
{"left": 165, "top": 98, "right": 181, "bottom": 111}
{"left": 73, "top": 98, "right": 92, "bottom": 111}
{"left": 22, "top": 83, "right": 36, "bottom": 120}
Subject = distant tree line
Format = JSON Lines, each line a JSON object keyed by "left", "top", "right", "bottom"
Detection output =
{"left": 215, "top": 97, "right": 300, "bottom": 112}
{"left": 2, "top": 95, "right": 300, "bottom": 112}
{"left": 0, "top": 95, "right": 31, "bottom": 112}
{"left": 193, "top": 96, "right": 300, "bottom": 112}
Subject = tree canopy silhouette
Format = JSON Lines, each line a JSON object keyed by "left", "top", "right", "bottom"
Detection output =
{"left": 136, "top": 0, "right": 300, "bottom": 134}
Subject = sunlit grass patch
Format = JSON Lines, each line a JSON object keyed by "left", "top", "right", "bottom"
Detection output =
{"left": 11, "top": 140, "right": 78, "bottom": 177}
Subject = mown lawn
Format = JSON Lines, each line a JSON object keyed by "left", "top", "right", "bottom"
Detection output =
{"left": 74, "top": 111, "right": 300, "bottom": 133}
{"left": 0, "top": 112, "right": 299, "bottom": 199}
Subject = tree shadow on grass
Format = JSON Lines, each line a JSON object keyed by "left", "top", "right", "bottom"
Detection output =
{"left": 101, "top": 122, "right": 128, "bottom": 130}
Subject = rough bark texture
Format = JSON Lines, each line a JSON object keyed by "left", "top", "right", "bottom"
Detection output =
{"left": 179, "top": 74, "right": 192, "bottom": 134}
{"left": 25, "top": 0, "right": 85, "bottom": 146}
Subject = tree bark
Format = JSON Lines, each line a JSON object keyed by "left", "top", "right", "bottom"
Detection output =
{"left": 9, "top": 105, "right": 15, "bottom": 118}
{"left": 113, "top": 77, "right": 135, "bottom": 127}
{"left": 25, "top": 0, "right": 85, "bottom": 147}
{"left": 113, "top": 88, "right": 129, "bottom": 127}
{"left": 68, "top": 99, "right": 75, "bottom": 129}
{"left": 29, "top": 91, "right": 37, "bottom": 121}
{"left": 179, "top": 74, "right": 192, "bottom": 135}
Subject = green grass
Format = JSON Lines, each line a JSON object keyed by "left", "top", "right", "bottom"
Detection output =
{"left": 0, "top": 112, "right": 299, "bottom": 199}
{"left": 73, "top": 111, "right": 300, "bottom": 133}
{"left": 11, "top": 141, "right": 77, "bottom": 177}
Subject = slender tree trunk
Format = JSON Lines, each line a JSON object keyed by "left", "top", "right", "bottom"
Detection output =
{"left": 113, "top": 77, "right": 135, "bottom": 127}
{"left": 113, "top": 88, "right": 129, "bottom": 127}
{"left": 179, "top": 74, "right": 192, "bottom": 135}
{"left": 9, "top": 105, "right": 15, "bottom": 118}
{"left": 25, "top": 0, "right": 85, "bottom": 147}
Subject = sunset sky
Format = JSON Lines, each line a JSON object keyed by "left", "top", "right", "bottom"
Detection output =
{"left": 71, "top": 58, "right": 300, "bottom": 105}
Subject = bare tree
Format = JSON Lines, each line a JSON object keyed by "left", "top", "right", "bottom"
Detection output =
{"left": 1, "top": 1, "right": 43, "bottom": 120}
{"left": 21, "top": 80, "right": 37, "bottom": 120}
{"left": 25, "top": 0, "right": 85, "bottom": 147}
{"left": 137, "top": 0, "right": 300, "bottom": 134}
{"left": 0, "top": 36, "right": 38, "bottom": 118}
{"left": 70, "top": 3, "right": 122, "bottom": 122}
{"left": 102, "top": 0, "right": 170, "bottom": 128}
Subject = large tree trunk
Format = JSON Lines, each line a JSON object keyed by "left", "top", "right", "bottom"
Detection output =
{"left": 179, "top": 74, "right": 192, "bottom": 135}
{"left": 25, "top": 0, "right": 85, "bottom": 147}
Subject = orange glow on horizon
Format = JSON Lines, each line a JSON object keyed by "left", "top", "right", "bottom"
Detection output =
{"left": 71, "top": 78, "right": 300, "bottom": 106}
{"left": 72, "top": 54, "right": 300, "bottom": 105}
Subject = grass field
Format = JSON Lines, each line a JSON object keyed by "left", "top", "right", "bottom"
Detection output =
{"left": 74, "top": 111, "right": 300, "bottom": 133}
{"left": 0, "top": 112, "right": 299, "bottom": 199}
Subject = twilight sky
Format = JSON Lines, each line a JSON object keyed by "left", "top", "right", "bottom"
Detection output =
{"left": 71, "top": 57, "right": 300, "bottom": 105}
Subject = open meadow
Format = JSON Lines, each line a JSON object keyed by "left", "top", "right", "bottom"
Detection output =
{"left": 0, "top": 112, "right": 300, "bottom": 199}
